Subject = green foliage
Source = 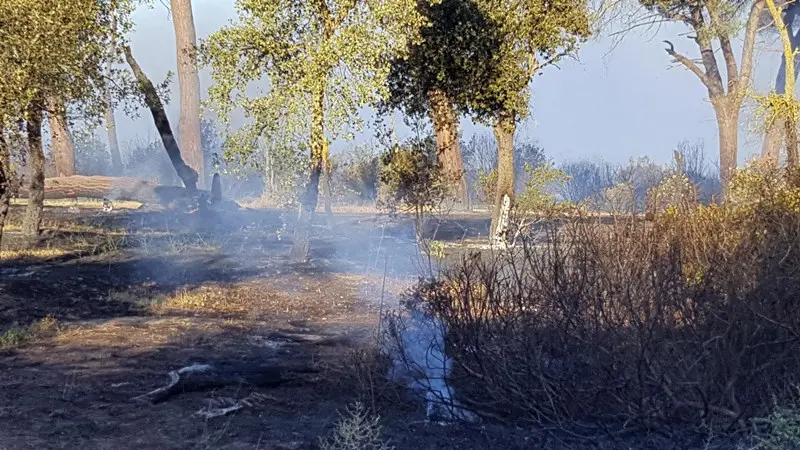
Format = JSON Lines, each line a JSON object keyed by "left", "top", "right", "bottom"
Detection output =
{"left": 515, "top": 162, "right": 572, "bottom": 215}
{"left": 0, "top": 0, "right": 141, "bottom": 125}
{"left": 73, "top": 131, "right": 112, "bottom": 176}
{"left": 386, "top": 0, "right": 591, "bottom": 124}
{"left": 331, "top": 144, "right": 381, "bottom": 201}
{"left": 474, "top": 168, "right": 498, "bottom": 204}
{"left": 201, "top": 0, "right": 431, "bottom": 160}
{"left": 378, "top": 135, "right": 448, "bottom": 217}
{"left": 752, "top": 398, "right": 800, "bottom": 450}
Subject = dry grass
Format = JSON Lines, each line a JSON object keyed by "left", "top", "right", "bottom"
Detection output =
{"left": 0, "top": 247, "right": 73, "bottom": 260}
{"left": 149, "top": 285, "right": 257, "bottom": 316}
{"left": 10, "top": 198, "right": 143, "bottom": 210}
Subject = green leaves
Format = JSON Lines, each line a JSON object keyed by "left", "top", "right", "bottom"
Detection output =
{"left": 0, "top": 0, "right": 120, "bottom": 124}
{"left": 200, "top": 0, "right": 430, "bottom": 161}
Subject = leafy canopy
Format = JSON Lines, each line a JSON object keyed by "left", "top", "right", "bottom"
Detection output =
{"left": 0, "top": 0, "right": 121, "bottom": 123}
{"left": 201, "top": 0, "right": 432, "bottom": 161}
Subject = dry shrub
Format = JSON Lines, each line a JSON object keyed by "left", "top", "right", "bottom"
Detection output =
{"left": 407, "top": 166, "right": 800, "bottom": 435}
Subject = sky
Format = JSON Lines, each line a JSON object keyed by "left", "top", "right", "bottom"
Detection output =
{"left": 114, "top": 0, "right": 785, "bottom": 168}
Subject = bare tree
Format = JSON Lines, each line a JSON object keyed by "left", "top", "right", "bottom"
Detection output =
{"left": 643, "top": 0, "right": 766, "bottom": 187}
{"left": 170, "top": 0, "right": 205, "bottom": 187}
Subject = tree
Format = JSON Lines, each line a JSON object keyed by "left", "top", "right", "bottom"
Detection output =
{"left": 384, "top": 0, "right": 504, "bottom": 210}
{"left": 0, "top": 0, "right": 117, "bottom": 244}
{"left": 641, "top": 0, "right": 766, "bottom": 188}
{"left": 468, "top": 0, "right": 590, "bottom": 240}
{"left": 202, "top": 0, "right": 429, "bottom": 263}
{"left": 758, "top": 0, "right": 800, "bottom": 166}
{"left": 46, "top": 98, "right": 76, "bottom": 177}
{"left": 170, "top": 0, "right": 205, "bottom": 187}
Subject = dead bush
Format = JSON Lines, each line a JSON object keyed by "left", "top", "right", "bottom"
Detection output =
{"left": 398, "top": 171, "right": 800, "bottom": 435}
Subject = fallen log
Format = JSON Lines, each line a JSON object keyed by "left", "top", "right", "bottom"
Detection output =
{"left": 15, "top": 175, "right": 239, "bottom": 211}
{"left": 132, "top": 361, "right": 318, "bottom": 404}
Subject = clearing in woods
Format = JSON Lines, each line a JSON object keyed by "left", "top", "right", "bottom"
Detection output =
{"left": 0, "top": 202, "right": 544, "bottom": 449}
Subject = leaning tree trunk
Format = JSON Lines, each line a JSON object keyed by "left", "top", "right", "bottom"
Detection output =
{"left": 170, "top": 0, "right": 205, "bottom": 188}
{"left": 428, "top": 88, "right": 469, "bottom": 210}
{"left": 490, "top": 115, "right": 515, "bottom": 241}
{"left": 123, "top": 45, "right": 198, "bottom": 191}
{"left": 289, "top": 84, "right": 326, "bottom": 263}
{"left": 46, "top": 97, "right": 76, "bottom": 177}
{"left": 23, "top": 105, "right": 46, "bottom": 246}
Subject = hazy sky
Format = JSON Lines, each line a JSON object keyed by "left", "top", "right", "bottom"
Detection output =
{"left": 115, "top": 1, "right": 784, "bottom": 168}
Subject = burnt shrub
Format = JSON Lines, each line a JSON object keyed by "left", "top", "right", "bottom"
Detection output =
{"left": 401, "top": 166, "right": 800, "bottom": 434}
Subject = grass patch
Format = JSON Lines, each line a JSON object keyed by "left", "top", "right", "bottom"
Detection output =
{"left": 0, "top": 248, "right": 73, "bottom": 260}
{"left": 149, "top": 285, "right": 256, "bottom": 315}
{"left": 0, "top": 316, "right": 60, "bottom": 349}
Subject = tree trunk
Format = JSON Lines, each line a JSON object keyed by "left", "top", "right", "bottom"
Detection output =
{"left": 714, "top": 103, "right": 739, "bottom": 190}
{"left": 46, "top": 98, "right": 76, "bottom": 177}
{"left": 0, "top": 127, "right": 11, "bottom": 249}
{"left": 105, "top": 93, "right": 123, "bottom": 175}
{"left": 321, "top": 137, "right": 333, "bottom": 222}
{"left": 23, "top": 105, "right": 46, "bottom": 246}
{"left": 762, "top": 4, "right": 800, "bottom": 165}
{"left": 170, "top": 0, "right": 205, "bottom": 188}
{"left": 289, "top": 85, "right": 325, "bottom": 263}
{"left": 123, "top": 45, "right": 198, "bottom": 191}
{"left": 428, "top": 88, "right": 469, "bottom": 210}
{"left": 490, "top": 116, "right": 515, "bottom": 241}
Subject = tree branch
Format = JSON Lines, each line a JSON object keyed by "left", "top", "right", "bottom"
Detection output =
{"left": 737, "top": 0, "right": 768, "bottom": 96}
{"left": 663, "top": 40, "right": 717, "bottom": 92}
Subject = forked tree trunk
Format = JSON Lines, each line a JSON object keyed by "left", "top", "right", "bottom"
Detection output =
{"left": 23, "top": 105, "right": 46, "bottom": 246}
{"left": 105, "top": 94, "right": 123, "bottom": 174}
{"left": 46, "top": 98, "right": 76, "bottom": 177}
{"left": 490, "top": 115, "right": 515, "bottom": 240}
{"left": 428, "top": 88, "right": 469, "bottom": 210}
{"left": 170, "top": 0, "right": 205, "bottom": 187}
{"left": 123, "top": 45, "right": 198, "bottom": 191}
{"left": 290, "top": 85, "right": 325, "bottom": 263}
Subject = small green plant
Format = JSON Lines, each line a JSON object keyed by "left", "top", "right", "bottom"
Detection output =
{"left": 751, "top": 404, "right": 800, "bottom": 449}
{"left": 427, "top": 240, "right": 446, "bottom": 260}
{"left": 319, "top": 402, "right": 393, "bottom": 450}
{"left": 0, "top": 316, "right": 59, "bottom": 349}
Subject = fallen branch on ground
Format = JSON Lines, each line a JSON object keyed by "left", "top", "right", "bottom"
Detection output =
{"left": 132, "top": 361, "right": 318, "bottom": 404}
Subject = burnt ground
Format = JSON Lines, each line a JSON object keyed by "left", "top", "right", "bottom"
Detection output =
{"left": 0, "top": 203, "right": 545, "bottom": 450}
{"left": 0, "top": 204, "right": 736, "bottom": 449}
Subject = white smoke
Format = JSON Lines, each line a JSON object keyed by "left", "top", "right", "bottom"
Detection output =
{"left": 383, "top": 301, "right": 478, "bottom": 424}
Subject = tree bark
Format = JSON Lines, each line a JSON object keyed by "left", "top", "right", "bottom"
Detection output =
{"left": 46, "top": 98, "right": 76, "bottom": 177}
{"left": 290, "top": 84, "right": 325, "bottom": 263}
{"left": 170, "top": 0, "right": 205, "bottom": 188}
{"left": 762, "top": 4, "right": 800, "bottom": 165}
{"left": 105, "top": 93, "right": 123, "bottom": 175}
{"left": 0, "top": 127, "right": 11, "bottom": 249}
{"left": 714, "top": 103, "right": 739, "bottom": 188}
{"left": 23, "top": 105, "right": 46, "bottom": 245}
{"left": 428, "top": 88, "right": 469, "bottom": 210}
{"left": 490, "top": 115, "right": 515, "bottom": 241}
{"left": 123, "top": 45, "right": 198, "bottom": 191}
{"left": 321, "top": 137, "right": 333, "bottom": 222}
